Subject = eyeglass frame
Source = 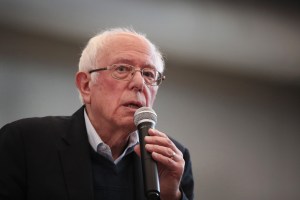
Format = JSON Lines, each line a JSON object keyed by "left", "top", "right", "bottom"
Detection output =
{"left": 88, "top": 64, "right": 166, "bottom": 86}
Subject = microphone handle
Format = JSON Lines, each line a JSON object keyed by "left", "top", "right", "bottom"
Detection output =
{"left": 138, "top": 122, "right": 160, "bottom": 200}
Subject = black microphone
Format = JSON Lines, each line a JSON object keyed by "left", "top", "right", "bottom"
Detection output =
{"left": 134, "top": 107, "right": 160, "bottom": 200}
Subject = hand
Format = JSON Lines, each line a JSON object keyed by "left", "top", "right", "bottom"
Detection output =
{"left": 134, "top": 128, "right": 185, "bottom": 200}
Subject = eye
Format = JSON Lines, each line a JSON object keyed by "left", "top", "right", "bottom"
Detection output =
{"left": 115, "top": 64, "right": 131, "bottom": 73}
{"left": 143, "top": 69, "right": 156, "bottom": 79}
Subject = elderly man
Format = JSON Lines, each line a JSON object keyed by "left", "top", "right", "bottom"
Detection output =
{"left": 0, "top": 28, "right": 194, "bottom": 200}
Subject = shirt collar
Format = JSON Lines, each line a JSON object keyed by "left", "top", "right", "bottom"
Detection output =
{"left": 84, "top": 109, "right": 139, "bottom": 164}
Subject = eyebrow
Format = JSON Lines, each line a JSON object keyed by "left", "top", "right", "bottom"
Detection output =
{"left": 112, "top": 58, "right": 156, "bottom": 69}
{"left": 112, "top": 58, "right": 134, "bottom": 65}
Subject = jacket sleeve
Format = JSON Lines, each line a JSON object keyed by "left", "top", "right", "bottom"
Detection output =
{"left": 0, "top": 123, "right": 26, "bottom": 199}
{"left": 180, "top": 147, "right": 194, "bottom": 200}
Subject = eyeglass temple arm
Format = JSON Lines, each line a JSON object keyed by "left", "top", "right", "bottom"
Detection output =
{"left": 88, "top": 67, "right": 108, "bottom": 74}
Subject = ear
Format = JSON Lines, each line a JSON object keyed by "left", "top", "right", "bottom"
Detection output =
{"left": 75, "top": 71, "right": 91, "bottom": 104}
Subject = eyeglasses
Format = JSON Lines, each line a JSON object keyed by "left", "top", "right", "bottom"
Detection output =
{"left": 88, "top": 64, "right": 166, "bottom": 86}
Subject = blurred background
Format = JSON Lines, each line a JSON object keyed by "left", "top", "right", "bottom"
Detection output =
{"left": 0, "top": 0, "right": 300, "bottom": 199}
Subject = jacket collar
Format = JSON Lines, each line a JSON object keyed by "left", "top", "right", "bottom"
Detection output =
{"left": 59, "top": 106, "right": 147, "bottom": 200}
{"left": 59, "top": 106, "right": 94, "bottom": 200}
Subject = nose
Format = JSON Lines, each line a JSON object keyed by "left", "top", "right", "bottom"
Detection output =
{"left": 128, "top": 70, "right": 145, "bottom": 91}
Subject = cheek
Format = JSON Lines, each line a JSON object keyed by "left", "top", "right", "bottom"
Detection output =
{"left": 147, "top": 87, "right": 158, "bottom": 106}
{"left": 90, "top": 78, "right": 116, "bottom": 104}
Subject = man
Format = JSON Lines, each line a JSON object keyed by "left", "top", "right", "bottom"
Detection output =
{"left": 0, "top": 28, "right": 194, "bottom": 200}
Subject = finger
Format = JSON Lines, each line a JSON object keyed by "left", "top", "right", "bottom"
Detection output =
{"left": 151, "top": 151, "right": 181, "bottom": 167}
{"left": 148, "top": 128, "right": 168, "bottom": 138}
{"left": 144, "top": 135, "right": 182, "bottom": 157}
{"left": 145, "top": 144, "right": 177, "bottom": 159}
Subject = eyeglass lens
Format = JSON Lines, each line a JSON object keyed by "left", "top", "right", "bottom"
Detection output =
{"left": 112, "top": 64, "right": 161, "bottom": 85}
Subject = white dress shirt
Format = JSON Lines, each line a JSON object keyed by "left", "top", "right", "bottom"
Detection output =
{"left": 84, "top": 109, "right": 138, "bottom": 164}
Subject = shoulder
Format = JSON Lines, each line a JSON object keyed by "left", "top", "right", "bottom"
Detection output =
{"left": 1, "top": 116, "right": 71, "bottom": 134}
{"left": 0, "top": 107, "right": 85, "bottom": 138}
{"left": 0, "top": 107, "right": 86, "bottom": 147}
{"left": 0, "top": 116, "right": 72, "bottom": 146}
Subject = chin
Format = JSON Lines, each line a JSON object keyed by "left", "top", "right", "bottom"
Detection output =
{"left": 119, "top": 119, "right": 135, "bottom": 132}
{"left": 122, "top": 125, "right": 136, "bottom": 134}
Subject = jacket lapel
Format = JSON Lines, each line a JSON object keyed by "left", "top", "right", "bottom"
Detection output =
{"left": 59, "top": 107, "right": 94, "bottom": 200}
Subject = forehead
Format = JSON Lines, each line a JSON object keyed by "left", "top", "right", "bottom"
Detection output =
{"left": 97, "top": 33, "right": 161, "bottom": 70}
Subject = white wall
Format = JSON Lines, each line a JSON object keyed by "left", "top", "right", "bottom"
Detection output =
{"left": 1, "top": 28, "right": 300, "bottom": 200}
{"left": 155, "top": 66, "right": 300, "bottom": 199}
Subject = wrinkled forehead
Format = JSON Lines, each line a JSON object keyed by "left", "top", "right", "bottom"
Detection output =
{"left": 98, "top": 33, "right": 163, "bottom": 72}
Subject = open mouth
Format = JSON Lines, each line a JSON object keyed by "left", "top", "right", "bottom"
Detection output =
{"left": 124, "top": 102, "right": 143, "bottom": 109}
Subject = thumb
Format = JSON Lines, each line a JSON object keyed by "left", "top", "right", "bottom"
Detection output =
{"left": 134, "top": 144, "right": 141, "bottom": 157}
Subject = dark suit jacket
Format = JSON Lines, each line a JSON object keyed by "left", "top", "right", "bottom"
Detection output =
{"left": 0, "top": 107, "right": 194, "bottom": 200}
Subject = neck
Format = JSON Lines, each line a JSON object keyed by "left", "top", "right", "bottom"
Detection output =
{"left": 99, "top": 130, "right": 131, "bottom": 160}
{"left": 85, "top": 107, "right": 134, "bottom": 160}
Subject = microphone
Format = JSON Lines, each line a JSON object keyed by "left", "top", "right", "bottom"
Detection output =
{"left": 134, "top": 107, "right": 160, "bottom": 200}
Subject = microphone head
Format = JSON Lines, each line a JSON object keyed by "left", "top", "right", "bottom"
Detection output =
{"left": 134, "top": 107, "right": 157, "bottom": 126}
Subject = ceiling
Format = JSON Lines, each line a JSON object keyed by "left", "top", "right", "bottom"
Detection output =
{"left": 1, "top": 0, "right": 300, "bottom": 85}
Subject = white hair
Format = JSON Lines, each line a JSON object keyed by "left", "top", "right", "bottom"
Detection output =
{"left": 79, "top": 27, "right": 165, "bottom": 73}
{"left": 77, "top": 27, "right": 165, "bottom": 102}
